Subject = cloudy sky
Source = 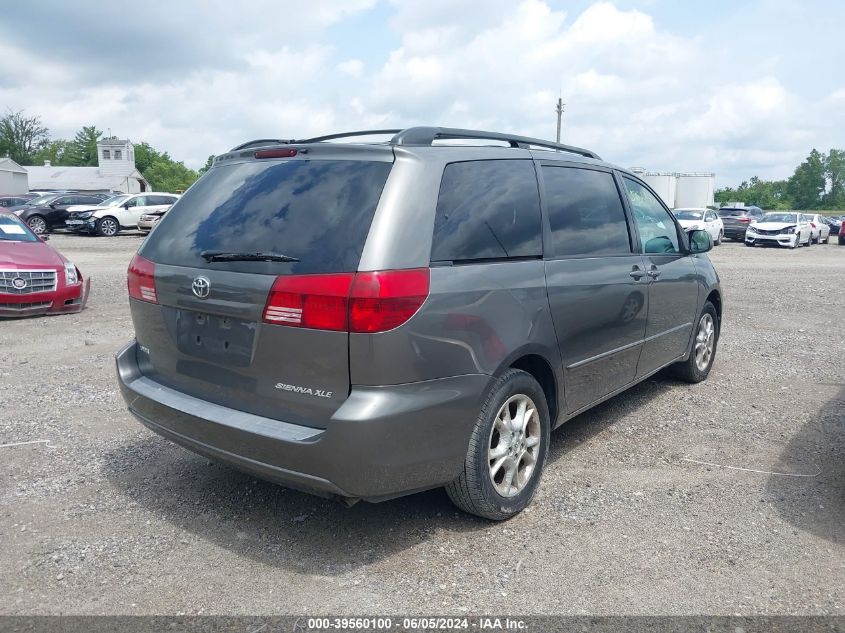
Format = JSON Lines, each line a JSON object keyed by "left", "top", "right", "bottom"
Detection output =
{"left": 2, "top": 0, "right": 842, "bottom": 186}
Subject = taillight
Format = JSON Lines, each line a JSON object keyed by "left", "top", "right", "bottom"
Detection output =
{"left": 262, "top": 268, "right": 430, "bottom": 333}
{"left": 349, "top": 269, "right": 430, "bottom": 333}
{"left": 738, "top": 217, "right": 751, "bottom": 223}
{"left": 263, "top": 273, "right": 353, "bottom": 331}
{"left": 127, "top": 254, "right": 157, "bottom": 303}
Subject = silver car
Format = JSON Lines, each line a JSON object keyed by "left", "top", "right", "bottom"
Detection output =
{"left": 116, "top": 127, "right": 723, "bottom": 519}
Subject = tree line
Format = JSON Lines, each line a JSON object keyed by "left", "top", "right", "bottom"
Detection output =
{"left": 0, "top": 109, "right": 213, "bottom": 193}
{"left": 715, "top": 148, "right": 844, "bottom": 211}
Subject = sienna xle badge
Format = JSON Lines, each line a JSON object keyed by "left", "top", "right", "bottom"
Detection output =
{"left": 116, "top": 127, "right": 723, "bottom": 520}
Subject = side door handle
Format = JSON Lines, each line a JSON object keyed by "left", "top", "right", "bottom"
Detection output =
{"left": 647, "top": 265, "right": 661, "bottom": 279}
{"left": 629, "top": 266, "right": 645, "bottom": 280}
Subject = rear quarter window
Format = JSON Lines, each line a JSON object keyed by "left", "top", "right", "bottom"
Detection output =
{"left": 431, "top": 160, "right": 542, "bottom": 263}
{"left": 140, "top": 158, "right": 392, "bottom": 275}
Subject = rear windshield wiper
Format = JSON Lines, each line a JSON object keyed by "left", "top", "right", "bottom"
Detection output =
{"left": 200, "top": 250, "right": 300, "bottom": 263}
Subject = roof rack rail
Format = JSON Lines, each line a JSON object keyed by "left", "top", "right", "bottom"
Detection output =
{"left": 296, "top": 129, "right": 402, "bottom": 144}
{"left": 229, "top": 127, "right": 600, "bottom": 160}
{"left": 390, "top": 126, "right": 601, "bottom": 160}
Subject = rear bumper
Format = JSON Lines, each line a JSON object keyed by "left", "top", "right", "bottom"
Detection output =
{"left": 115, "top": 341, "right": 489, "bottom": 501}
{"left": 723, "top": 227, "right": 748, "bottom": 238}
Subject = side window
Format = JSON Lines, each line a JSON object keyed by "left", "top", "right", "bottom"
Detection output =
{"left": 54, "top": 196, "right": 73, "bottom": 206}
{"left": 80, "top": 196, "right": 101, "bottom": 204}
{"left": 431, "top": 160, "right": 542, "bottom": 262}
{"left": 705, "top": 210, "right": 716, "bottom": 222}
{"left": 102, "top": 149, "right": 110, "bottom": 160}
{"left": 622, "top": 177, "right": 680, "bottom": 254}
{"left": 114, "top": 149, "right": 122, "bottom": 160}
{"left": 124, "top": 197, "right": 140, "bottom": 208}
{"left": 542, "top": 166, "right": 631, "bottom": 257}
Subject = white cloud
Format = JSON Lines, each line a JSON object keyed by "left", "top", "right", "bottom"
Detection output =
{"left": 0, "top": 0, "right": 843, "bottom": 186}
{"left": 338, "top": 59, "right": 365, "bottom": 77}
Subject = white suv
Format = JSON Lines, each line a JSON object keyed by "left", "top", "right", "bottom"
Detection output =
{"left": 65, "top": 192, "right": 180, "bottom": 236}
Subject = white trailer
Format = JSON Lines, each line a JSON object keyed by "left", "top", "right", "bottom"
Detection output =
{"left": 675, "top": 173, "right": 715, "bottom": 209}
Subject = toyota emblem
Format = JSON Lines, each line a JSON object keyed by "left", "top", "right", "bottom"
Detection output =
{"left": 191, "top": 276, "right": 211, "bottom": 299}
{"left": 12, "top": 277, "right": 27, "bottom": 290}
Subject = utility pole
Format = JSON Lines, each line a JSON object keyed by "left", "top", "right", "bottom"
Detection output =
{"left": 555, "top": 98, "right": 565, "bottom": 143}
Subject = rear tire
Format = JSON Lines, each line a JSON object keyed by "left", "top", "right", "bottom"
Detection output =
{"left": 715, "top": 230, "right": 723, "bottom": 245}
{"left": 96, "top": 216, "right": 119, "bottom": 237}
{"left": 446, "top": 369, "right": 550, "bottom": 521}
{"left": 672, "top": 301, "right": 718, "bottom": 383}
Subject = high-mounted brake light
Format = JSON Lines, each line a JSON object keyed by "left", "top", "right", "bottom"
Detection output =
{"left": 255, "top": 148, "right": 298, "bottom": 159}
{"left": 127, "top": 254, "right": 158, "bottom": 303}
{"left": 262, "top": 268, "right": 430, "bottom": 333}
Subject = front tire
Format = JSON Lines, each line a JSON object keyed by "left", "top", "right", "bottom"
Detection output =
{"left": 715, "top": 230, "right": 723, "bottom": 245}
{"left": 96, "top": 216, "right": 120, "bottom": 237}
{"left": 672, "top": 302, "right": 718, "bottom": 383}
{"left": 27, "top": 215, "right": 47, "bottom": 235}
{"left": 446, "top": 369, "right": 550, "bottom": 520}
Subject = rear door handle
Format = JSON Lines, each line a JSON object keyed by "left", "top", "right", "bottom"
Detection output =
{"left": 647, "top": 265, "right": 661, "bottom": 279}
{"left": 629, "top": 266, "right": 645, "bottom": 280}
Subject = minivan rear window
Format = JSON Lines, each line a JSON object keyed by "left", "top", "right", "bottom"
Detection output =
{"left": 718, "top": 209, "right": 746, "bottom": 216}
{"left": 140, "top": 159, "right": 392, "bottom": 275}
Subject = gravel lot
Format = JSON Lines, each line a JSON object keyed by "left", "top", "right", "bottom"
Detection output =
{"left": 1, "top": 233, "right": 843, "bottom": 616}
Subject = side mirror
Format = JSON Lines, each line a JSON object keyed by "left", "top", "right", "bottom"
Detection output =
{"left": 48, "top": 203, "right": 57, "bottom": 208}
{"left": 688, "top": 229, "right": 713, "bottom": 254}
{"left": 123, "top": 203, "right": 131, "bottom": 209}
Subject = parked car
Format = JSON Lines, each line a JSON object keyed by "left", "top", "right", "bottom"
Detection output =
{"left": 718, "top": 205, "right": 764, "bottom": 240}
{"left": 803, "top": 213, "right": 831, "bottom": 244}
{"left": 137, "top": 205, "right": 173, "bottom": 234}
{"left": 745, "top": 212, "right": 812, "bottom": 248}
{"left": 11, "top": 193, "right": 110, "bottom": 234}
{"left": 115, "top": 127, "right": 723, "bottom": 520}
{"left": 0, "top": 211, "right": 90, "bottom": 317}
{"left": 64, "top": 194, "right": 133, "bottom": 230}
{"left": 66, "top": 193, "right": 180, "bottom": 236}
{"left": 672, "top": 208, "right": 724, "bottom": 245}
{"left": 0, "top": 196, "right": 35, "bottom": 208}
{"left": 821, "top": 215, "right": 841, "bottom": 237}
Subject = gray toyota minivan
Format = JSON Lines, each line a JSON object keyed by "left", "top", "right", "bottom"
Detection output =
{"left": 116, "top": 127, "right": 722, "bottom": 520}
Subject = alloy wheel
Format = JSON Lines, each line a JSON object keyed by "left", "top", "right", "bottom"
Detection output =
{"left": 28, "top": 216, "right": 46, "bottom": 234}
{"left": 100, "top": 218, "right": 118, "bottom": 236}
{"left": 694, "top": 313, "right": 715, "bottom": 372}
{"left": 488, "top": 394, "right": 541, "bottom": 498}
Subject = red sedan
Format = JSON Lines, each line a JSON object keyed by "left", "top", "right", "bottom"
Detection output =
{"left": 0, "top": 211, "right": 90, "bottom": 318}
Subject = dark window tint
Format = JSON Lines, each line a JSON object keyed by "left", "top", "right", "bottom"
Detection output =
{"left": 79, "top": 196, "right": 103, "bottom": 204}
{"left": 431, "top": 160, "right": 541, "bottom": 262}
{"left": 542, "top": 166, "right": 631, "bottom": 257}
{"left": 141, "top": 159, "right": 392, "bottom": 275}
{"left": 719, "top": 208, "right": 747, "bottom": 217}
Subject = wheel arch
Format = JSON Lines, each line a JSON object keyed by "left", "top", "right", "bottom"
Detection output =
{"left": 492, "top": 348, "right": 561, "bottom": 427}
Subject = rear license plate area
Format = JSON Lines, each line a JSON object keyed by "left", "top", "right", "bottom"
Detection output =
{"left": 175, "top": 310, "right": 256, "bottom": 367}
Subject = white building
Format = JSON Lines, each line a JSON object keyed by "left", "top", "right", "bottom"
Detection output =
{"left": 0, "top": 157, "right": 28, "bottom": 195}
{"left": 23, "top": 138, "right": 150, "bottom": 194}
{"left": 630, "top": 168, "right": 715, "bottom": 209}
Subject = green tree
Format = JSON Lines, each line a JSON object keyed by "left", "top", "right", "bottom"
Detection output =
{"left": 786, "top": 149, "right": 826, "bottom": 209}
{"left": 133, "top": 142, "right": 161, "bottom": 174}
{"left": 198, "top": 155, "right": 215, "bottom": 175}
{"left": 65, "top": 125, "right": 103, "bottom": 166}
{"left": 143, "top": 159, "right": 199, "bottom": 192}
{"left": 825, "top": 148, "right": 845, "bottom": 209}
{"left": 0, "top": 109, "right": 49, "bottom": 164}
{"left": 32, "top": 139, "right": 71, "bottom": 166}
